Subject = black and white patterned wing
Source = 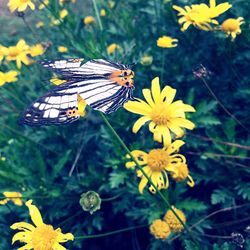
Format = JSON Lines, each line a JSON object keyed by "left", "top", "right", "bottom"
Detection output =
{"left": 21, "top": 81, "right": 80, "bottom": 125}
{"left": 40, "top": 59, "right": 127, "bottom": 78}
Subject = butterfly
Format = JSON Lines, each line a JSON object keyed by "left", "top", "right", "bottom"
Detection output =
{"left": 21, "top": 59, "right": 135, "bottom": 125}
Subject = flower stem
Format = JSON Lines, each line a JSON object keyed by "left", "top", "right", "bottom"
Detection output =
{"left": 92, "top": 0, "right": 103, "bottom": 31}
{"left": 75, "top": 224, "right": 147, "bottom": 239}
{"left": 99, "top": 112, "right": 199, "bottom": 246}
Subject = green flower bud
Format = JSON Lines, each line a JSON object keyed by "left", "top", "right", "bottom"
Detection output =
{"left": 79, "top": 191, "right": 101, "bottom": 214}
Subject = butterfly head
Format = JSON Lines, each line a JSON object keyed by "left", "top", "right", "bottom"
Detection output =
{"left": 109, "top": 69, "right": 134, "bottom": 88}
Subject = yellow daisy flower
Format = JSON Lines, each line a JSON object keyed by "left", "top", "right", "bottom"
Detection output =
{"left": 107, "top": 43, "right": 120, "bottom": 54}
{"left": 150, "top": 219, "right": 171, "bottom": 239}
{"left": 173, "top": 0, "right": 231, "bottom": 31}
{"left": 57, "top": 46, "right": 68, "bottom": 53}
{"left": 8, "top": 0, "right": 35, "bottom": 12}
{"left": 0, "top": 191, "right": 22, "bottom": 206}
{"left": 157, "top": 36, "right": 178, "bottom": 48}
{"left": 29, "top": 44, "right": 45, "bottom": 57}
{"left": 221, "top": 17, "right": 244, "bottom": 40}
{"left": 164, "top": 206, "right": 186, "bottom": 233}
{"left": 100, "top": 9, "right": 106, "bottom": 16}
{"left": 2, "top": 40, "right": 30, "bottom": 69}
{"left": 126, "top": 140, "right": 189, "bottom": 193}
{"left": 124, "top": 77, "right": 195, "bottom": 146}
{"left": 11, "top": 200, "right": 74, "bottom": 250}
{"left": 84, "top": 16, "right": 95, "bottom": 25}
{"left": 60, "top": 9, "right": 68, "bottom": 19}
{"left": 0, "top": 71, "right": 19, "bottom": 86}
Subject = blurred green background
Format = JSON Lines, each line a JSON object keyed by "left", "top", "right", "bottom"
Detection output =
{"left": 0, "top": 0, "right": 249, "bottom": 249}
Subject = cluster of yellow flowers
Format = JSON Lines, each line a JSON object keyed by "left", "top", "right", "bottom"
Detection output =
{"left": 173, "top": 0, "right": 244, "bottom": 40}
{"left": 150, "top": 207, "right": 186, "bottom": 239}
{"left": 125, "top": 77, "right": 195, "bottom": 194}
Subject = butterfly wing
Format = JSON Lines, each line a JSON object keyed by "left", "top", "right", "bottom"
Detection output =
{"left": 39, "top": 59, "right": 126, "bottom": 78}
{"left": 21, "top": 81, "right": 80, "bottom": 125}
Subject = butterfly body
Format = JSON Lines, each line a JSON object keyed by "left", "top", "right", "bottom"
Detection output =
{"left": 21, "top": 59, "right": 135, "bottom": 126}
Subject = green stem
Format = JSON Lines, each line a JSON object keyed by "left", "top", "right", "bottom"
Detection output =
{"left": 92, "top": 0, "right": 103, "bottom": 31}
{"left": 98, "top": 112, "right": 199, "bottom": 246}
{"left": 75, "top": 224, "right": 147, "bottom": 239}
{"left": 102, "top": 193, "right": 122, "bottom": 202}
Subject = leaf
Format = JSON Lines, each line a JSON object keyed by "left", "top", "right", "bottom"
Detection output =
{"left": 109, "top": 172, "right": 128, "bottom": 188}
{"left": 51, "top": 150, "right": 71, "bottom": 179}
{"left": 177, "top": 198, "right": 207, "bottom": 212}
{"left": 183, "top": 240, "right": 200, "bottom": 250}
{"left": 211, "top": 189, "right": 229, "bottom": 205}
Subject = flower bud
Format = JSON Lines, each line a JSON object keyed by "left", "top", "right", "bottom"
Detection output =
{"left": 79, "top": 191, "right": 101, "bottom": 214}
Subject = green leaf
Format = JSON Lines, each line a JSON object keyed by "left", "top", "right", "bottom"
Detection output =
{"left": 109, "top": 172, "right": 128, "bottom": 188}
{"left": 211, "top": 189, "right": 229, "bottom": 205}
{"left": 177, "top": 198, "right": 208, "bottom": 212}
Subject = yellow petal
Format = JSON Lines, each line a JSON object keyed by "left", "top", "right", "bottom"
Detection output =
{"left": 25, "top": 200, "right": 44, "bottom": 227}
{"left": 209, "top": 0, "right": 216, "bottom": 8}
{"left": 149, "top": 121, "right": 157, "bottom": 133}
{"left": 57, "top": 231, "right": 74, "bottom": 242}
{"left": 166, "top": 140, "right": 185, "bottom": 155}
{"left": 138, "top": 175, "right": 148, "bottom": 194}
{"left": 10, "top": 222, "right": 35, "bottom": 231}
{"left": 142, "top": 89, "right": 155, "bottom": 107}
{"left": 151, "top": 77, "right": 161, "bottom": 103}
{"left": 161, "top": 85, "right": 176, "bottom": 104}
{"left": 12, "top": 231, "right": 32, "bottom": 244}
{"left": 124, "top": 100, "right": 151, "bottom": 116}
{"left": 160, "top": 127, "right": 172, "bottom": 147}
{"left": 125, "top": 161, "right": 136, "bottom": 168}
{"left": 172, "top": 118, "right": 195, "bottom": 130}
{"left": 187, "top": 175, "right": 195, "bottom": 187}
{"left": 132, "top": 116, "right": 151, "bottom": 133}
{"left": 131, "top": 150, "right": 148, "bottom": 164}
{"left": 18, "top": 243, "right": 33, "bottom": 250}
{"left": 167, "top": 121, "right": 185, "bottom": 138}
{"left": 53, "top": 243, "right": 66, "bottom": 250}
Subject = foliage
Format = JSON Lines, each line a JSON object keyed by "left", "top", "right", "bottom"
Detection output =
{"left": 0, "top": 0, "right": 249, "bottom": 249}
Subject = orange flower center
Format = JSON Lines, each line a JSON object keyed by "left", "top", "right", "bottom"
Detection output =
{"left": 20, "top": 0, "right": 30, "bottom": 3}
{"left": 151, "top": 104, "right": 170, "bottom": 126}
{"left": 147, "top": 149, "right": 168, "bottom": 171}
{"left": 32, "top": 224, "right": 58, "bottom": 250}
{"left": 221, "top": 19, "right": 239, "bottom": 32}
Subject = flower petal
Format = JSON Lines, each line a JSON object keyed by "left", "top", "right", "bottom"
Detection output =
{"left": 124, "top": 100, "right": 151, "bottom": 116}
{"left": 138, "top": 175, "right": 148, "bottom": 194}
{"left": 18, "top": 243, "right": 33, "bottom": 250}
{"left": 171, "top": 118, "right": 195, "bottom": 130}
{"left": 151, "top": 77, "right": 161, "bottom": 103}
{"left": 130, "top": 150, "right": 148, "bottom": 165}
{"left": 166, "top": 140, "right": 185, "bottom": 155}
{"left": 161, "top": 127, "right": 172, "bottom": 147}
{"left": 161, "top": 86, "right": 176, "bottom": 104}
{"left": 132, "top": 116, "right": 151, "bottom": 133}
{"left": 167, "top": 121, "right": 185, "bottom": 138}
{"left": 10, "top": 222, "right": 35, "bottom": 232}
{"left": 25, "top": 200, "right": 44, "bottom": 227}
{"left": 12, "top": 231, "right": 32, "bottom": 244}
{"left": 53, "top": 243, "right": 66, "bottom": 250}
{"left": 142, "top": 89, "right": 155, "bottom": 107}
{"left": 57, "top": 231, "right": 74, "bottom": 242}
{"left": 187, "top": 175, "right": 195, "bottom": 187}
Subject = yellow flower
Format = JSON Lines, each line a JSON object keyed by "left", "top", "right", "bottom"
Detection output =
{"left": 60, "top": 9, "right": 68, "bottom": 19}
{"left": 11, "top": 200, "right": 74, "bottom": 250}
{"left": 36, "top": 21, "right": 45, "bottom": 28}
{"left": 84, "top": 16, "right": 95, "bottom": 25}
{"left": 100, "top": 9, "right": 106, "bottom": 16}
{"left": 150, "top": 219, "right": 171, "bottom": 239}
{"left": 29, "top": 44, "right": 45, "bottom": 57}
{"left": 124, "top": 77, "right": 195, "bottom": 146}
{"left": 157, "top": 36, "right": 178, "bottom": 48}
{"left": 8, "top": 0, "right": 35, "bottom": 12}
{"left": 39, "top": 0, "right": 49, "bottom": 10}
{"left": 0, "top": 192, "right": 22, "bottom": 206}
{"left": 173, "top": 0, "right": 231, "bottom": 31}
{"left": 140, "top": 55, "right": 153, "bottom": 66}
{"left": 50, "top": 18, "right": 60, "bottom": 26}
{"left": 164, "top": 206, "right": 186, "bottom": 233}
{"left": 126, "top": 140, "right": 188, "bottom": 194}
{"left": 107, "top": 43, "right": 120, "bottom": 54}
{"left": 170, "top": 163, "right": 194, "bottom": 187}
{"left": 221, "top": 17, "right": 244, "bottom": 40}
{"left": 57, "top": 46, "right": 68, "bottom": 53}
{"left": 2, "top": 39, "right": 30, "bottom": 69}
{"left": 0, "top": 71, "right": 19, "bottom": 86}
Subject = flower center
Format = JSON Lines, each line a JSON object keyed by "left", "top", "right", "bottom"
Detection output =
{"left": 151, "top": 104, "right": 170, "bottom": 126}
{"left": 147, "top": 149, "right": 168, "bottom": 171}
{"left": 32, "top": 224, "right": 58, "bottom": 250}
{"left": 221, "top": 19, "right": 239, "bottom": 32}
{"left": 20, "top": 0, "right": 29, "bottom": 3}
{"left": 8, "top": 47, "right": 20, "bottom": 57}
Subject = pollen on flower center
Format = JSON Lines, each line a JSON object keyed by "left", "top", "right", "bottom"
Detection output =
{"left": 32, "top": 224, "right": 58, "bottom": 250}
{"left": 20, "top": 0, "right": 29, "bottom": 3}
{"left": 151, "top": 104, "right": 170, "bottom": 126}
{"left": 147, "top": 149, "right": 168, "bottom": 171}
